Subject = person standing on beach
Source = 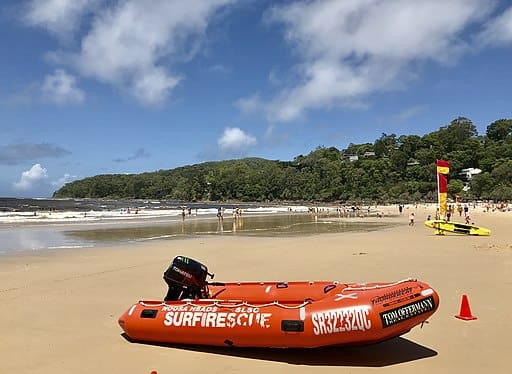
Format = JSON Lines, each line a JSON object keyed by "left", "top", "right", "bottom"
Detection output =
{"left": 409, "top": 212, "right": 415, "bottom": 226}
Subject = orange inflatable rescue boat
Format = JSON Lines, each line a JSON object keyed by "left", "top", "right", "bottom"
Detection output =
{"left": 119, "top": 256, "right": 439, "bottom": 348}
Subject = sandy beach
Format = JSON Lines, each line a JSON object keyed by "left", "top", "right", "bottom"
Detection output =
{"left": 1, "top": 206, "right": 511, "bottom": 374}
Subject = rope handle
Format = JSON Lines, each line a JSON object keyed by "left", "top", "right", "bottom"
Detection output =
{"left": 140, "top": 299, "right": 312, "bottom": 310}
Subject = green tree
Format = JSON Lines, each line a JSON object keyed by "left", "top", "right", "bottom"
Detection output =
{"left": 437, "top": 116, "right": 478, "bottom": 152}
{"left": 469, "top": 173, "right": 495, "bottom": 199}
{"left": 398, "top": 135, "right": 421, "bottom": 158}
{"left": 491, "top": 160, "right": 512, "bottom": 185}
{"left": 374, "top": 133, "right": 397, "bottom": 157}
{"left": 389, "top": 150, "right": 408, "bottom": 174}
{"left": 53, "top": 116, "right": 512, "bottom": 203}
{"left": 447, "top": 179, "right": 465, "bottom": 197}
{"left": 491, "top": 185, "right": 512, "bottom": 201}
{"left": 487, "top": 119, "right": 512, "bottom": 141}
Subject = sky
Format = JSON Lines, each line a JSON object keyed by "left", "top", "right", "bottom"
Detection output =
{"left": 1, "top": 0, "right": 512, "bottom": 198}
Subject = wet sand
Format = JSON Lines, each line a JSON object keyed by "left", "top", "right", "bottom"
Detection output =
{"left": 0, "top": 206, "right": 510, "bottom": 373}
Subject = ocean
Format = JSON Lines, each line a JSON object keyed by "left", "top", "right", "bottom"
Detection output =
{"left": 0, "top": 198, "right": 394, "bottom": 254}
{"left": 0, "top": 197, "right": 269, "bottom": 214}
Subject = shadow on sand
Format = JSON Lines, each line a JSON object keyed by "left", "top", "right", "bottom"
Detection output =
{"left": 121, "top": 334, "right": 437, "bottom": 367}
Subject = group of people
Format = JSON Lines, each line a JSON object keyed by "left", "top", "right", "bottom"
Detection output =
{"left": 179, "top": 206, "right": 242, "bottom": 222}
{"left": 406, "top": 202, "right": 474, "bottom": 227}
{"left": 216, "top": 206, "right": 243, "bottom": 221}
{"left": 181, "top": 206, "right": 196, "bottom": 220}
{"left": 421, "top": 203, "right": 473, "bottom": 225}
{"left": 443, "top": 204, "right": 472, "bottom": 224}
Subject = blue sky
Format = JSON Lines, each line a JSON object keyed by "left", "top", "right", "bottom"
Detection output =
{"left": 1, "top": 0, "right": 512, "bottom": 198}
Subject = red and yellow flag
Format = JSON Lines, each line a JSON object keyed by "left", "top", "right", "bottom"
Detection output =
{"left": 436, "top": 159, "right": 450, "bottom": 216}
{"left": 436, "top": 159, "right": 450, "bottom": 175}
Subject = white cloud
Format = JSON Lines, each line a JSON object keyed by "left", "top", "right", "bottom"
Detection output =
{"left": 13, "top": 164, "right": 48, "bottom": 191}
{"left": 209, "top": 64, "right": 230, "bottom": 74}
{"left": 218, "top": 127, "right": 257, "bottom": 154}
{"left": 235, "top": 94, "right": 264, "bottom": 116}
{"left": 41, "top": 69, "right": 85, "bottom": 105}
{"left": 130, "top": 68, "right": 181, "bottom": 106}
{"left": 68, "top": 0, "right": 233, "bottom": 105}
{"left": 25, "top": 0, "right": 101, "bottom": 37}
{"left": 478, "top": 6, "right": 512, "bottom": 46}
{"left": 23, "top": 0, "right": 235, "bottom": 106}
{"left": 259, "top": 0, "right": 495, "bottom": 122}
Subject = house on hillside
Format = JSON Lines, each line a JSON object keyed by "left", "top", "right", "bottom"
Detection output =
{"left": 343, "top": 155, "right": 359, "bottom": 162}
{"left": 460, "top": 168, "right": 482, "bottom": 191}
{"left": 460, "top": 168, "right": 482, "bottom": 180}
{"left": 363, "top": 151, "right": 376, "bottom": 158}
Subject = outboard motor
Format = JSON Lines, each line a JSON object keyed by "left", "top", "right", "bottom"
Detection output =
{"left": 163, "top": 256, "right": 212, "bottom": 301}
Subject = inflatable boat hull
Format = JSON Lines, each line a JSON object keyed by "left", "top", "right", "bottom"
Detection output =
{"left": 119, "top": 279, "right": 439, "bottom": 348}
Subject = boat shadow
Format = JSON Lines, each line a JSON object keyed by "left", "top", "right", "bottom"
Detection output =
{"left": 121, "top": 334, "right": 437, "bottom": 367}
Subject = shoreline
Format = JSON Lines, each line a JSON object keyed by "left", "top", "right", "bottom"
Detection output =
{"left": 0, "top": 202, "right": 507, "bottom": 256}
{"left": 0, "top": 205, "right": 407, "bottom": 255}
{"left": 0, "top": 212, "right": 403, "bottom": 257}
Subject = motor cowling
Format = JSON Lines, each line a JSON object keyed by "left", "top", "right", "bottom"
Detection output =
{"left": 163, "top": 256, "right": 209, "bottom": 301}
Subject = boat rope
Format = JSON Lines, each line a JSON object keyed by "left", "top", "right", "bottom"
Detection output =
{"left": 342, "top": 278, "right": 416, "bottom": 292}
{"left": 139, "top": 279, "right": 418, "bottom": 309}
{"left": 140, "top": 299, "right": 312, "bottom": 310}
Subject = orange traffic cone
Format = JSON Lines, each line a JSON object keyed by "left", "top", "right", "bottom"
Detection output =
{"left": 455, "top": 294, "right": 477, "bottom": 320}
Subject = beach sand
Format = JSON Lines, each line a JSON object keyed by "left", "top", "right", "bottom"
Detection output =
{"left": 1, "top": 206, "right": 510, "bottom": 373}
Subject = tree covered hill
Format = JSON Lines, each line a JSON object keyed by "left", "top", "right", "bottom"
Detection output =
{"left": 53, "top": 117, "right": 512, "bottom": 202}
